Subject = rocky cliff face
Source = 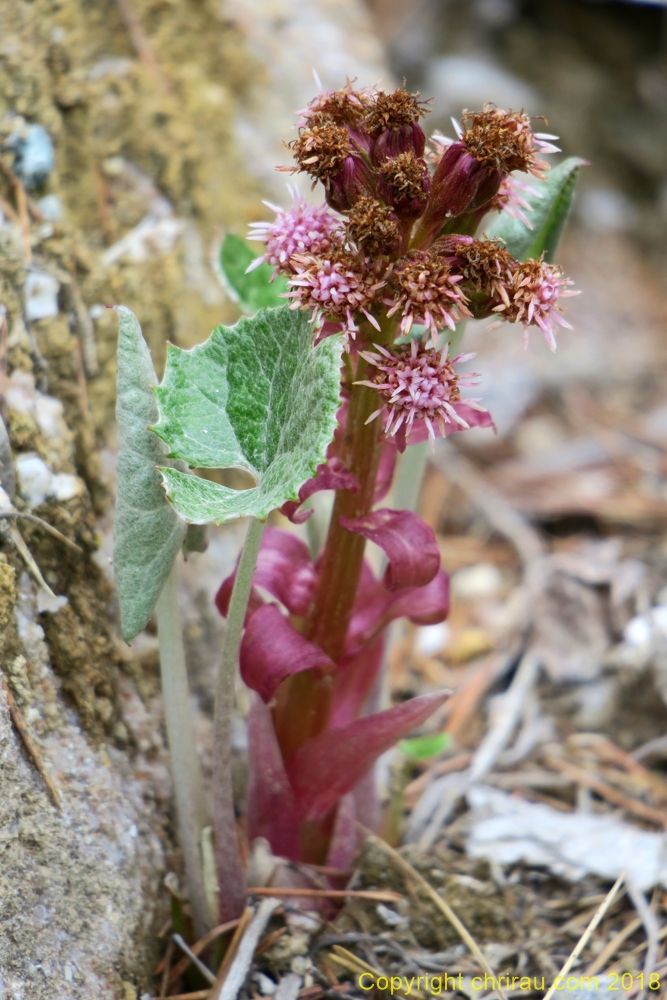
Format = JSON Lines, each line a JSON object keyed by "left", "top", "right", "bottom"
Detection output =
{"left": 0, "top": 2, "right": 388, "bottom": 995}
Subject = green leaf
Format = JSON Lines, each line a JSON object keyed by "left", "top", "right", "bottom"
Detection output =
{"left": 113, "top": 306, "right": 187, "bottom": 642}
{"left": 219, "top": 233, "right": 289, "bottom": 315}
{"left": 153, "top": 306, "right": 343, "bottom": 524}
{"left": 399, "top": 731, "right": 452, "bottom": 761}
{"left": 486, "top": 157, "right": 587, "bottom": 262}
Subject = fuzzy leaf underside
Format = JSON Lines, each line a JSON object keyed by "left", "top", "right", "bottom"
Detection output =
{"left": 153, "top": 306, "right": 343, "bottom": 524}
{"left": 113, "top": 306, "right": 187, "bottom": 642}
{"left": 487, "top": 157, "right": 587, "bottom": 262}
{"left": 219, "top": 233, "right": 289, "bottom": 315}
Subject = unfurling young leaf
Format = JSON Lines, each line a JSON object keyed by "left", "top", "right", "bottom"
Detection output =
{"left": 113, "top": 306, "right": 187, "bottom": 642}
{"left": 487, "top": 156, "right": 587, "bottom": 262}
{"left": 399, "top": 731, "right": 452, "bottom": 761}
{"left": 219, "top": 233, "right": 288, "bottom": 315}
{"left": 153, "top": 306, "right": 343, "bottom": 524}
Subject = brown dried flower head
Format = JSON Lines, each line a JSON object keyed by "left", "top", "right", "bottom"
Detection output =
{"left": 299, "top": 79, "right": 375, "bottom": 127}
{"left": 461, "top": 105, "right": 552, "bottom": 178}
{"left": 288, "top": 113, "right": 351, "bottom": 180}
{"left": 387, "top": 250, "right": 470, "bottom": 340}
{"left": 379, "top": 151, "right": 429, "bottom": 209}
{"left": 364, "top": 86, "right": 430, "bottom": 135}
{"left": 345, "top": 196, "right": 400, "bottom": 256}
{"left": 450, "top": 237, "right": 516, "bottom": 295}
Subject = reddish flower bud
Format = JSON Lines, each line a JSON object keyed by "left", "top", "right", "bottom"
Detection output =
{"left": 324, "top": 149, "right": 376, "bottom": 212}
{"left": 365, "top": 86, "right": 429, "bottom": 163}
{"left": 415, "top": 107, "right": 560, "bottom": 247}
{"left": 414, "top": 141, "right": 502, "bottom": 247}
{"left": 372, "top": 121, "right": 427, "bottom": 163}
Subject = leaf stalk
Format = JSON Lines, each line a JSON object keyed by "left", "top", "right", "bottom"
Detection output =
{"left": 213, "top": 515, "right": 265, "bottom": 921}
{"left": 156, "top": 562, "right": 212, "bottom": 937}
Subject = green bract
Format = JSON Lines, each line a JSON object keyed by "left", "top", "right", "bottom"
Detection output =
{"left": 153, "top": 306, "right": 343, "bottom": 524}
{"left": 487, "top": 156, "right": 587, "bottom": 262}
{"left": 399, "top": 732, "right": 452, "bottom": 761}
{"left": 219, "top": 233, "right": 288, "bottom": 315}
{"left": 113, "top": 307, "right": 188, "bottom": 642}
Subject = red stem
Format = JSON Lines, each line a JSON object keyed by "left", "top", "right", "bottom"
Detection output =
{"left": 272, "top": 317, "right": 396, "bottom": 766}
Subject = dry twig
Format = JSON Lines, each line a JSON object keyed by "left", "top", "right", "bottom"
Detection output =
{"left": 249, "top": 887, "right": 402, "bottom": 902}
{"left": 542, "top": 754, "right": 667, "bottom": 827}
{"left": 358, "top": 827, "right": 508, "bottom": 1000}
{"left": 414, "top": 652, "right": 538, "bottom": 849}
{"left": 167, "top": 918, "right": 240, "bottom": 984}
{"left": 210, "top": 905, "right": 252, "bottom": 995}
{"left": 114, "top": 0, "right": 174, "bottom": 93}
{"left": 1, "top": 676, "right": 63, "bottom": 810}
{"left": 160, "top": 938, "right": 175, "bottom": 998}
{"left": 172, "top": 934, "right": 216, "bottom": 985}
{"left": 157, "top": 992, "right": 209, "bottom": 1000}
{"left": 0, "top": 511, "right": 83, "bottom": 553}
{"left": 543, "top": 873, "right": 625, "bottom": 1000}
{"left": 627, "top": 879, "right": 660, "bottom": 996}
{"left": 586, "top": 917, "right": 642, "bottom": 976}
{"left": 211, "top": 898, "right": 281, "bottom": 1000}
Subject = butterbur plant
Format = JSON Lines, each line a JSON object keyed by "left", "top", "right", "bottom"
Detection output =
{"left": 113, "top": 80, "right": 584, "bottom": 936}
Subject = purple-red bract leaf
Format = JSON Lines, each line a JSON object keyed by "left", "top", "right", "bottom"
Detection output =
{"left": 330, "top": 635, "right": 384, "bottom": 729}
{"left": 214, "top": 527, "right": 316, "bottom": 621}
{"left": 280, "top": 459, "right": 359, "bottom": 524}
{"left": 253, "top": 528, "right": 316, "bottom": 616}
{"left": 286, "top": 690, "right": 450, "bottom": 820}
{"left": 325, "top": 793, "right": 358, "bottom": 870}
{"left": 388, "top": 568, "right": 450, "bottom": 625}
{"left": 215, "top": 574, "right": 264, "bottom": 623}
{"left": 246, "top": 695, "right": 302, "bottom": 860}
{"left": 340, "top": 508, "right": 440, "bottom": 590}
{"left": 373, "top": 440, "right": 398, "bottom": 504}
{"left": 345, "top": 569, "right": 450, "bottom": 656}
{"left": 354, "top": 767, "right": 380, "bottom": 832}
{"left": 393, "top": 402, "right": 495, "bottom": 453}
{"left": 241, "top": 604, "right": 335, "bottom": 703}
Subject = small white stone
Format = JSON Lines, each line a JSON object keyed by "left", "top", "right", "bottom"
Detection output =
{"left": 16, "top": 453, "right": 52, "bottom": 508}
{"left": 34, "top": 395, "right": 65, "bottom": 439}
{"left": 0, "top": 486, "right": 13, "bottom": 513}
{"left": 36, "top": 591, "right": 68, "bottom": 615}
{"left": 37, "top": 194, "right": 63, "bottom": 221}
{"left": 624, "top": 606, "right": 667, "bottom": 649}
{"left": 376, "top": 903, "right": 408, "bottom": 927}
{"left": 255, "top": 972, "right": 278, "bottom": 996}
{"left": 415, "top": 622, "right": 450, "bottom": 657}
{"left": 50, "top": 473, "right": 84, "bottom": 502}
{"left": 24, "top": 270, "right": 59, "bottom": 322}
{"left": 451, "top": 563, "right": 503, "bottom": 600}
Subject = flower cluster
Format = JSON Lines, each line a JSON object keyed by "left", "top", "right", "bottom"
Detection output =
{"left": 248, "top": 84, "right": 575, "bottom": 401}
{"left": 211, "top": 80, "right": 583, "bottom": 881}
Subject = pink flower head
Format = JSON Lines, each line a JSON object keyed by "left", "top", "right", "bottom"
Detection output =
{"left": 386, "top": 251, "right": 470, "bottom": 344}
{"left": 357, "top": 339, "right": 487, "bottom": 443}
{"left": 286, "top": 248, "right": 386, "bottom": 343}
{"left": 490, "top": 174, "right": 542, "bottom": 229}
{"left": 246, "top": 187, "right": 342, "bottom": 277}
{"left": 493, "top": 257, "right": 578, "bottom": 351}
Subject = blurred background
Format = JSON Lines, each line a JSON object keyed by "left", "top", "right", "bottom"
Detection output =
{"left": 2, "top": 0, "right": 667, "bottom": 992}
